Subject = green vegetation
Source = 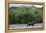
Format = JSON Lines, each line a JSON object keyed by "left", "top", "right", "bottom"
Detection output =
{"left": 8, "top": 7, "right": 43, "bottom": 24}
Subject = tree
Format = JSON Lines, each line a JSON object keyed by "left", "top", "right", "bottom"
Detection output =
{"left": 9, "top": 6, "right": 43, "bottom": 24}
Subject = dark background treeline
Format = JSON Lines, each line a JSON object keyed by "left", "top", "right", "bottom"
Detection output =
{"left": 8, "top": 7, "right": 43, "bottom": 24}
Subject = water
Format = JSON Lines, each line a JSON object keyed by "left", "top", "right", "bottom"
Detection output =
{"left": 9, "top": 23, "right": 42, "bottom": 29}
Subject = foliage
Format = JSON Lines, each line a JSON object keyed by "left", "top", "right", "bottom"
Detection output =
{"left": 9, "top": 7, "right": 43, "bottom": 24}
